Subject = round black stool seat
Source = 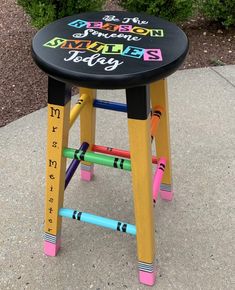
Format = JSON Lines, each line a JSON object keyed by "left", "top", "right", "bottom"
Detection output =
{"left": 32, "top": 11, "right": 188, "bottom": 89}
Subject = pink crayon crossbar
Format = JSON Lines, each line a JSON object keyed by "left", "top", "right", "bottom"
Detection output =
{"left": 153, "top": 158, "right": 167, "bottom": 203}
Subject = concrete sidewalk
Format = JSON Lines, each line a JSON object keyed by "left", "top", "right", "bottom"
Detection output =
{"left": 0, "top": 66, "right": 234, "bottom": 290}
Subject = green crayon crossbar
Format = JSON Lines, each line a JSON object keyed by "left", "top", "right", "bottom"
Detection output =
{"left": 63, "top": 147, "right": 132, "bottom": 171}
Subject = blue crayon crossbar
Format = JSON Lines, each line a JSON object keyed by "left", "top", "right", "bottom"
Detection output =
{"left": 59, "top": 208, "right": 136, "bottom": 235}
{"left": 93, "top": 99, "right": 127, "bottom": 112}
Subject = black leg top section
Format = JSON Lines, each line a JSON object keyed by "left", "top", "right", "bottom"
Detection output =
{"left": 48, "top": 76, "right": 71, "bottom": 106}
{"left": 126, "top": 85, "right": 150, "bottom": 120}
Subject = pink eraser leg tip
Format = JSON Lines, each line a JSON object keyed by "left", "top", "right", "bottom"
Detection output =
{"left": 160, "top": 190, "right": 173, "bottom": 201}
{"left": 139, "top": 271, "right": 156, "bottom": 286}
{"left": 44, "top": 240, "right": 61, "bottom": 256}
{"left": 80, "top": 169, "right": 93, "bottom": 181}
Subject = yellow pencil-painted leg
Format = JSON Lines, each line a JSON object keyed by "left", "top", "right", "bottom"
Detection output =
{"left": 79, "top": 87, "right": 97, "bottom": 181}
{"left": 150, "top": 79, "right": 173, "bottom": 201}
{"left": 44, "top": 77, "right": 71, "bottom": 256}
{"left": 126, "top": 86, "right": 156, "bottom": 286}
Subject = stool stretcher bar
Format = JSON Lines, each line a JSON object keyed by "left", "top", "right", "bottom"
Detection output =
{"left": 69, "top": 93, "right": 89, "bottom": 128}
{"left": 63, "top": 146, "right": 131, "bottom": 171}
{"left": 92, "top": 144, "right": 158, "bottom": 164}
{"left": 59, "top": 208, "right": 136, "bottom": 235}
{"left": 65, "top": 142, "right": 89, "bottom": 189}
{"left": 153, "top": 158, "right": 167, "bottom": 203}
{"left": 151, "top": 106, "right": 164, "bottom": 141}
{"left": 93, "top": 99, "right": 127, "bottom": 112}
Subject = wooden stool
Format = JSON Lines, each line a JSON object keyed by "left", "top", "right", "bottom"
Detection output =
{"left": 32, "top": 11, "right": 188, "bottom": 286}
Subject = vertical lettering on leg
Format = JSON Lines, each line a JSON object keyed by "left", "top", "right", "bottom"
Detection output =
{"left": 49, "top": 160, "right": 57, "bottom": 168}
{"left": 50, "top": 107, "right": 61, "bottom": 119}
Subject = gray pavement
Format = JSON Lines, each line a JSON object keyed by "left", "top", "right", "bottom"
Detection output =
{"left": 0, "top": 66, "right": 235, "bottom": 290}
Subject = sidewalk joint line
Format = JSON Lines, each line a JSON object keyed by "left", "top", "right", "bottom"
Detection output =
{"left": 210, "top": 67, "right": 235, "bottom": 88}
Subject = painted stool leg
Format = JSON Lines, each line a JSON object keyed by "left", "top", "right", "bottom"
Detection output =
{"left": 150, "top": 79, "right": 173, "bottom": 201}
{"left": 44, "top": 77, "right": 71, "bottom": 256}
{"left": 126, "top": 86, "right": 156, "bottom": 286}
{"left": 79, "top": 87, "right": 97, "bottom": 181}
